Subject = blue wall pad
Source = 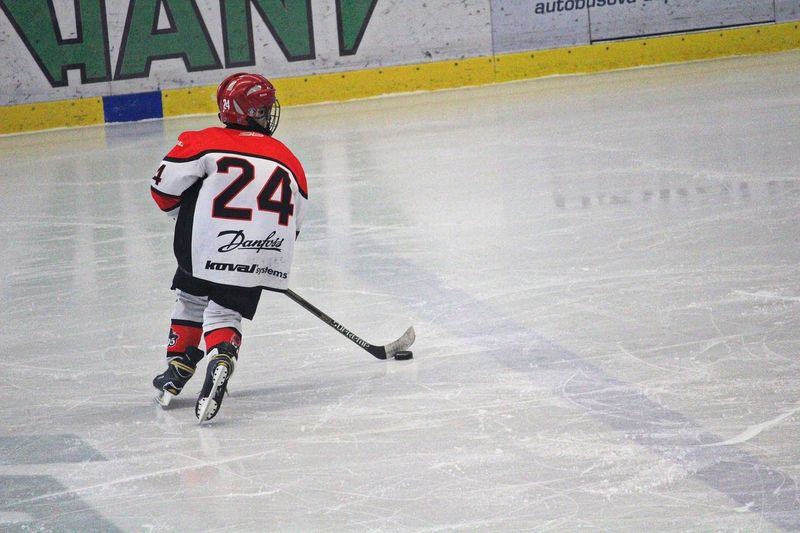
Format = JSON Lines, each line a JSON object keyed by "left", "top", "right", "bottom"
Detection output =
{"left": 103, "top": 90, "right": 163, "bottom": 123}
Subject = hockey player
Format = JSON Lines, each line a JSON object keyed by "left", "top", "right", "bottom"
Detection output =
{"left": 150, "top": 72, "right": 308, "bottom": 422}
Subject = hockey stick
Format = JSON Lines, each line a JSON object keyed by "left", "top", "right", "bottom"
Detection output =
{"left": 284, "top": 288, "right": 415, "bottom": 360}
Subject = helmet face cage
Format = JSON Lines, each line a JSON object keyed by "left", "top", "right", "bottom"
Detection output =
{"left": 217, "top": 73, "right": 280, "bottom": 135}
{"left": 264, "top": 98, "right": 280, "bottom": 135}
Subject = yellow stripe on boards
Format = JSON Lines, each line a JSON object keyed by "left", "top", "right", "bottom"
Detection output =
{"left": 273, "top": 56, "right": 496, "bottom": 106}
{"left": 0, "top": 97, "right": 104, "bottom": 135}
{"left": 494, "top": 21, "right": 800, "bottom": 82}
{"left": 159, "top": 56, "right": 497, "bottom": 116}
{"left": 161, "top": 86, "right": 217, "bottom": 118}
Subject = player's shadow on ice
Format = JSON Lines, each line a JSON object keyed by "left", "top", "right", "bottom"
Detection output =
{"left": 154, "top": 383, "right": 331, "bottom": 408}
{"left": 235, "top": 380, "right": 356, "bottom": 402}
{"left": 153, "top": 370, "right": 388, "bottom": 418}
{"left": 234, "top": 373, "right": 388, "bottom": 408}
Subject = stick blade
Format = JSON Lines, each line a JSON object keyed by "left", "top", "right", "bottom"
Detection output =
{"left": 384, "top": 326, "right": 416, "bottom": 359}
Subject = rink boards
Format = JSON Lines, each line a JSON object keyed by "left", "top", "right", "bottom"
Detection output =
{"left": 0, "top": 0, "right": 799, "bottom": 134}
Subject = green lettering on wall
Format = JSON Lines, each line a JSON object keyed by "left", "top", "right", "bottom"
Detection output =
{"left": 336, "top": 0, "right": 377, "bottom": 56}
{"left": 115, "top": 0, "right": 222, "bottom": 80}
{"left": 221, "top": 0, "right": 314, "bottom": 66}
{"left": 0, "top": 0, "right": 111, "bottom": 87}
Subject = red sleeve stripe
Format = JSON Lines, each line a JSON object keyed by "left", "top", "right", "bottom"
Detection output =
{"left": 151, "top": 187, "right": 181, "bottom": 211}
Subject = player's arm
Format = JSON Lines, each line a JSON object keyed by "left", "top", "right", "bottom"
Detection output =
{"left": 150, "top": 164, "right": 182, "bottom": 217}
{"left": 150, "top": 131, "right": 207, "bottom": 217}
{"left": 283, "top": 150, "right": 308, "bottom": 240}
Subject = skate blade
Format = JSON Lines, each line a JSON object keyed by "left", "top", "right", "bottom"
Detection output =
{"left": 154, "top": 389, "right": 176, "bottom": 408}
{"left": 197, "top": 367, "right": 228, "bottom": 425}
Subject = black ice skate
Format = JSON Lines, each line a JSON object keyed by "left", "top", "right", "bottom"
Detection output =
{"left": 153, "top": 346, "right": 205, "bottom": 407}
{"left": 195, "top": 343, "right": 237, "bottom": 424}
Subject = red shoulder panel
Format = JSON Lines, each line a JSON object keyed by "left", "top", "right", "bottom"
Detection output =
{"left": 164, "top": 127, "right": 308, "bottom": 197}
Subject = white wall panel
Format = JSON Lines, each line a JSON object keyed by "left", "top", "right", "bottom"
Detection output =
{"left": 590, "top": 0, "right": 776, "bottom": 42}
{"left": 776, "top": 0, "right": 800, "bottom": 22}
{"left": 0, "top": 0, "right": 494, "bottom": 105}
{"left": 0, "top": 0, "right": 796, "bottom": 107}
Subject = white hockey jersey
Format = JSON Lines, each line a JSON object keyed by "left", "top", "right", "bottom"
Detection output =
{"left": 150, "top": 126, "right": 308, "bottom": 291}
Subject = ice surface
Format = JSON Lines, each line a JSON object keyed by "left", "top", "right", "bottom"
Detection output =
{"left": 1, "top": 51, "right": 799, "bottom": 531}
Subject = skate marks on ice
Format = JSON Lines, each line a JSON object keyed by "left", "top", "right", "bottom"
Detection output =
{"left": 0, "top": 426, "right": 280, "bottom": 531}
{"left": 0, "top": 476, "right": 121, "bottom": 532}
{"left": 343, "top": 237, "right": 800, "bottom": 530}
{"left": 698, "top": 403, "right": 800, "bottom": 448}
{"left": 0, "top": 435, "right": 118, "bottom": 531}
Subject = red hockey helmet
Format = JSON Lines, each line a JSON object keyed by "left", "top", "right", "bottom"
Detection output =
{"left": 216, "top": 72, "right": 280, "bottom": 134}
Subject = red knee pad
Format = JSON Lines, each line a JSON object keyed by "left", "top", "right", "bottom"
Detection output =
{"left": 204, "top": 327, "right": 242, "bottom": 352}
{"left": 167, "top": 321, "right": 203, "bottom": 354}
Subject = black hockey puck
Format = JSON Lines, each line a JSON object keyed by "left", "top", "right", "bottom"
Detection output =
{"left": 394, "top": 350, "right": 413, "bottom": 360}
